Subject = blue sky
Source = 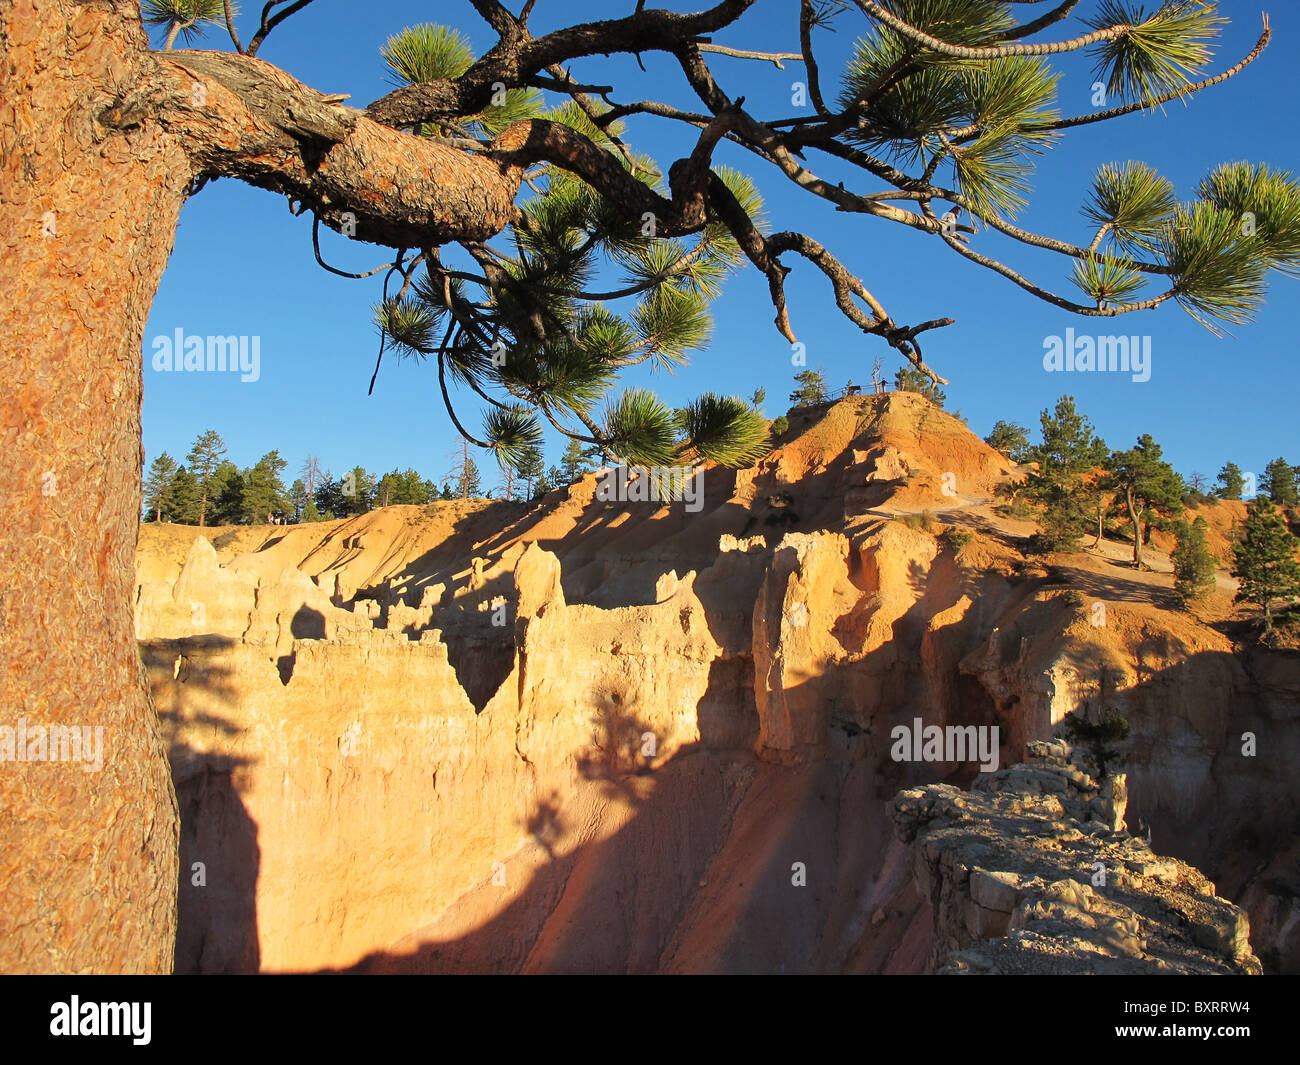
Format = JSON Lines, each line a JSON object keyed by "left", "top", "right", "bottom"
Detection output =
{"left": 142, "top": 0, "right": 1299, "bottom": 493}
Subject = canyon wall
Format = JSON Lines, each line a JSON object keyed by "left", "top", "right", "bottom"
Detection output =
{"left": 136, "top": 393, "right": 1299, "bottom": 972}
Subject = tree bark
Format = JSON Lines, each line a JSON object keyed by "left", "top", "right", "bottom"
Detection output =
{"left": 1, "top": 2, "right": 186, "bottom": 972}
{"left": 1127, "top": 487, "right": 1143, "bottom": 568}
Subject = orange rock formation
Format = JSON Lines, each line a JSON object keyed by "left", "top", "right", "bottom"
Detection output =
{"left": 135, "top": 393, "right": 1298, "bottom": 973}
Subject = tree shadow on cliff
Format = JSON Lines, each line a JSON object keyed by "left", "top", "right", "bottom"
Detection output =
{"left": 307, "top": 741, "right": 836, "bottom": 975}
{"left": 574, "top": 692, "right": 662, "bottom": 801}
{"left": 142, "top": 637, "right": 261, "bottom": 974}
{"left": 307, "top": 649, "right": 923, "bottom": 975}
{"left": 277, "top": 603, "right": 325, "bottom": 684}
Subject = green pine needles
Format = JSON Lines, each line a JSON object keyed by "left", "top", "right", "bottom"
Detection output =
{"left": 372, "top": 27, "right": 774, "bottom": 471}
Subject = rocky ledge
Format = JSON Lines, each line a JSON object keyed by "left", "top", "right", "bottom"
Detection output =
{"left": 892, "top": 740, "right": 1261, "bottom": 974}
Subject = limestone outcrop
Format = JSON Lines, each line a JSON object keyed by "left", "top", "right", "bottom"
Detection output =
{"left": 893, "top": 740, "right": 1260, "bottom": 974}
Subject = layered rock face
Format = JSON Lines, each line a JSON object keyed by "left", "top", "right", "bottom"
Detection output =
{"left": 135, "top": 393, "right": 1298, "bottom": 972}
{"left": 894, "top": 740, "right": 1259, "bottom": 974}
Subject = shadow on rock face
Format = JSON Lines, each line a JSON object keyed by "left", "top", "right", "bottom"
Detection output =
{"left": 144, "top": 639, "right": 261, "bottom": 974}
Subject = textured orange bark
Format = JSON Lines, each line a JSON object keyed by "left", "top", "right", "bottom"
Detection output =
{"left": 0, "top": 2, "right": 184, "bottom": 972}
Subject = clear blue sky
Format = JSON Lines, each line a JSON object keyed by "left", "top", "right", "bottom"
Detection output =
{"left": 142, "top": 0, "right": 1300, "bottom": 492}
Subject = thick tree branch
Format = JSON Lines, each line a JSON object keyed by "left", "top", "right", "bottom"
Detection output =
{"left": 364, "top": 0, "right": 757, "bottom": 127}
{"left": 469, "top": 0, "right": 525, "bottom": 42}
{"left": 247, "top": 0, "right": 316, "bottom": 58}
{"left": 798, "top": 0, "right": 830, "bottom": 117}
{"left": 158, "top": 52, "right": 526, "bottom": 249}
{"left": 489, "top": 113, "right": 742, "bottom": 237}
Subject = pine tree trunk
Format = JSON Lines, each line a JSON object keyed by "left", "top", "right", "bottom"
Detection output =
{"left": 1128, "top": 488, "right": 1143, "bottom": 568}
{"left": 0, "top": 3, "right": 184, "bottom": 972}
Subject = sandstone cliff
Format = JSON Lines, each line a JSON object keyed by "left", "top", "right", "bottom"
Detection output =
{"left": 135, "top": 392, "right": 1298, "bottom": 973}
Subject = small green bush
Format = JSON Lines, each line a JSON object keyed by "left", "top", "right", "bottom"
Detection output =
{"left": 939, "top": 526, "right": 973, "bottom": 550}
{"left": 770, "top": 415, "right": 789, "bottom": 435}
{"left": 1062, "top": 589, "right": 1087, "bottom": 607}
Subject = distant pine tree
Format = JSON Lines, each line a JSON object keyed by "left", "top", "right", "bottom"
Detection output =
{"left": 1107, "top": 434, "right": 1184, "bottom": 568}
{"left": 211, "top": 464, "right": 244, "bottom": 524}
{"left": 313, "top": 472, "right": 342, "bottom": 519}
{"left": 168, "top": 466, "right": 200, "bottom": 524}
{"left": 143, "top": 453, "right": 178, "bottom": 521}
{"left": 555, "top": 439, "right": 598, "bottom": 483}
{"left": 1232, "top": 495, "right": 1300, "bottom": 635}
{"left": 513, "top": 442, "right": 545, "bottom": 499}
{"left": 984, "top": 420, "right": 1030, "bottom": 462}
{"left": 1261, "top": 456, "right": 1299, "bottom": 506}
{"left": 184, "top": 429, "right": 227, "bottom": 528}
{"left": 1172, "top": 516, "right": 1217, "bottom": 606}
{"left": 1022, "top": 396, "right": 1108, "bottom": 553}
{"left": 289, "top": 478, "right": 308, "bottom": 522}
{"left": 337, "top": 465, "right": 375, "bottom": 516}
{"left": 1215, "top": 462, "right": 1245, "bottom": 501}
{"left": 460, "top": 458, "right": 481, "bottom": 498}
{"left": 788, "top": 368, "right": 828, "bottom": 406}
{"left": 243, "top": 451, "right": 290, "bottom": 522}
{"left": 892, "top": 366, "right": 945, "bottom": 407}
